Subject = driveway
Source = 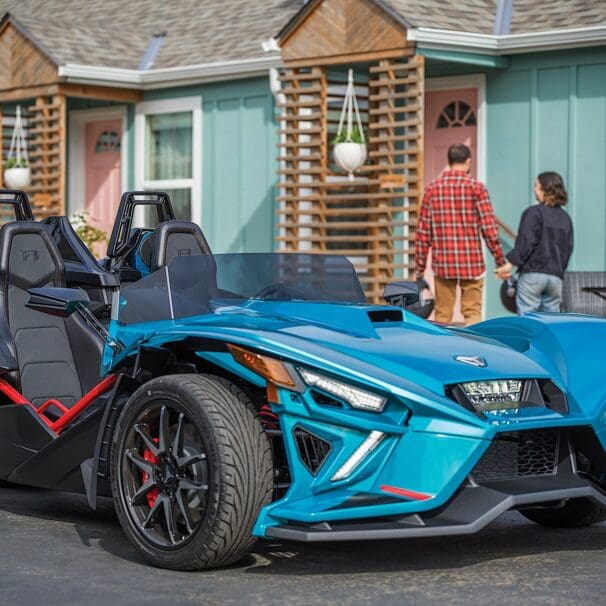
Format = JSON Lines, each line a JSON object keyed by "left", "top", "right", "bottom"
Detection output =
{"left": 1, "top": 485, "right": 605, "bottom": 605}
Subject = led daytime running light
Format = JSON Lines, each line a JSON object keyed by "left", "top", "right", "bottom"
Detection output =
{"left": 298, "top": 368, "right": 387, "bottom": 412}
{"left": 331, "top": 431, "right": 385, "bottom": 482}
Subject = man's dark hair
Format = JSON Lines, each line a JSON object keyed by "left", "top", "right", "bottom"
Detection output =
{"left": 448, "top": 144, "right": 472, "bottom": 165}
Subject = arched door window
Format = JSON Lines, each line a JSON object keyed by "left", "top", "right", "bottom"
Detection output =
{"left": 436, "top": 101, "right": 476, "bottom": 128}
{"left": 95, "top": 130, "right": 121, "bottom": 152}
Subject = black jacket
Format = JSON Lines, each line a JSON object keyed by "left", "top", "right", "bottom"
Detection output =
{"left": 506, "top": 204, "right": 573, "bottom": 279}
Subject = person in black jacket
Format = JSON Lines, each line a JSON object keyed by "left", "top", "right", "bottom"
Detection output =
{"left": 497, "top": 172, "right": 573, "bottom": 314}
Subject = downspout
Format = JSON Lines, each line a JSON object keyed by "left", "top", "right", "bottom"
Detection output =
{"left": 493, "top": 0, "right": 514, "bottom": 35}
{"left": 264, "top": 38, "right": 288, "bottom": 250}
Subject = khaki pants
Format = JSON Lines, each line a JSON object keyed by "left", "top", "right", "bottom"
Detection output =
{"left": 434, "top": 276, "right": 484, "bottom": 325}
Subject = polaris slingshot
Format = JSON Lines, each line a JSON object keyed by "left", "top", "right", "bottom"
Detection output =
{"left": 0, "top": 190, "right": 605, "bottom": 570}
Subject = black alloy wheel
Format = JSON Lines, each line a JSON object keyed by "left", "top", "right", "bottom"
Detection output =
{"left": 120, "top": 402, "right": 209, "bottom": 548}
{"left": 111, "top": 374, "right": 273, "bottom": 570}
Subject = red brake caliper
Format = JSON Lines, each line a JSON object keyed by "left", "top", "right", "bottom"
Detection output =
{"left": 142, "top": 438, "right": 160, "bottom": 507}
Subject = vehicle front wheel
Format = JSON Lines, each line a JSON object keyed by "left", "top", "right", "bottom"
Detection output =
{"left": 521, "top": 497, "right": 606, "bottom": 527}
{"left": 110, "top": 374, "right": 273, "bottom": 570}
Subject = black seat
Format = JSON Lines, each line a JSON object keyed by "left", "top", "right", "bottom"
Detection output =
{"left": 148, "top": 221, "right": 212, "bottom": 272}
{"left": 0, "top": 222, "right": 104, "bottom": 407}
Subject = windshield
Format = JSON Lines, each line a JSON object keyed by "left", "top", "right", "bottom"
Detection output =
{"left": 117, "top": 253, "right": 367, "bottom": 325}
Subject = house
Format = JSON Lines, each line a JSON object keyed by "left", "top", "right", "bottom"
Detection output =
{"left": 0, "top": 0, "right": 300, "bottom": 253}
{"left": 1, "top": 0, "right": 606, "bottom": 317}
{"left": 271, "top": 0, "right": 606, "bottom": 314}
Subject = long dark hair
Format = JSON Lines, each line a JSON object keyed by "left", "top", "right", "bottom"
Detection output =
{"left": 538, "top": 171, "right": 568, "bottom": 207}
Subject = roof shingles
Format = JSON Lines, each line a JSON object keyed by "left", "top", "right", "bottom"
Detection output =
{"left": 1, "top": 0, "right": 605, "bottom": 71}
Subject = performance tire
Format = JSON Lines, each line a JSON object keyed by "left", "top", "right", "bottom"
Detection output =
{"left": 110, "top": 374, "right": 273, "bottom": 570}
{"left": 521, "top": 497, "right": 606, "bottom": 527}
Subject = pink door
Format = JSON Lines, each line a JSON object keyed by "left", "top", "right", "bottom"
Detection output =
{"left": 84, "top": 120, "right": 122, "bottom": 244}
{"left": 422, "top": 89, "right": 478, "bottom": 324}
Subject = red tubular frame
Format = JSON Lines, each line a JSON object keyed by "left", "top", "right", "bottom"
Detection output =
{"left": 0, "top": 374, "right": 117, "bottom": 434}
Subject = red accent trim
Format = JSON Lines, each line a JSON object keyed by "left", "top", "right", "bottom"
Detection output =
{"left": 0, "top": 378, "right": 29, "bottom": 404}
{"left": 0, "top": 374, "right": 118, "bottom": 434}
{"left": 49, "top": 375, "right": 118, "bottom": 433}
{"left": 37, "top": 399, "right": 69, "bottom": 415}
{"left": 380, "top": 484, "right": 433, "bottom": 501}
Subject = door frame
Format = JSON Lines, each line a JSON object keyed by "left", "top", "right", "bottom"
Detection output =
{"left": 68, "top": 106, "right": 129, "bottom": 215}
{"left": 425, "top": 74, "right": 486, "bottom": 183}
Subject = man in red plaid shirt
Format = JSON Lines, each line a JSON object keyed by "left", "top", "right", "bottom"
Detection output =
{"left": 415, "top": 144, "right": 511, "bottom": 325}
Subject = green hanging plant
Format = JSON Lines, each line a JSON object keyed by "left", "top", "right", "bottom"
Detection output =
{"left": 332, "top": 124, "right": 365, "bottom": 145}
{"left": 5, "top": 157, "right": 29, "bottom": 168}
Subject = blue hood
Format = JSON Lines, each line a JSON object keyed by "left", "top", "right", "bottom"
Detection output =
{"left": 119, "top": 302, "right": 553, "bottom": 396}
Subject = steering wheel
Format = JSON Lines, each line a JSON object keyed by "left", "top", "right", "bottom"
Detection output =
{"left": 252, "top": 282, "right": 301, "bottom": 301}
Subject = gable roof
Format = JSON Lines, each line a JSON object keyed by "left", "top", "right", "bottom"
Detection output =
{"left": 0, "top": 0, "right": 302, "bottom": 70}
{"left": 279, "top": 0, "right": 606, "bottom": 40}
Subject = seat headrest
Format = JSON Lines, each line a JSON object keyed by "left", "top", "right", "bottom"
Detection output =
{"left": 0, "top": 222, "right": 64, "bottom": 290}
{"left": 149, "top": 221, "right": 212, "bottom": 272}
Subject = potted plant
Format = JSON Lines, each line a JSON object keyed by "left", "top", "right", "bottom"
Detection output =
{"left": 3, "top": 157, "right": 30, "bottom": 189}
{"left": 332, "top": 123, "right": 367, "bottom": 180}
{"left": 4, "top": 105, "right": 31, "bottom": 189}
{"left": 332, "top": 69, "right": 367, "bottom": 180}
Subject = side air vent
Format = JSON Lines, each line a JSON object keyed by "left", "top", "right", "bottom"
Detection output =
{"left": 294, "top": 427, "right": 331, "bottom": 475}
{"left": 367, "top": 309, "right": 403, "bottom": 323}
{"left": 472, "top": 430, "right": 560, "bottom": 482}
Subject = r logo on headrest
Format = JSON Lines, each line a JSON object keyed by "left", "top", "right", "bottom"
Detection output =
{"left": 22, "top": 250, "right": 39, "bottom": 263}
{"left": 177, "top": 248, "right": 192, "bottom": 256}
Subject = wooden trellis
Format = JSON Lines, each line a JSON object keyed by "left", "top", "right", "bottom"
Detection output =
{"left": 276, "top": 51, "right": 424, "bottom": 301}
{"left": 27, "top": 95, "right": 66, "bottom": 217}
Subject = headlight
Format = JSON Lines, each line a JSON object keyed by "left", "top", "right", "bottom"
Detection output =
{"left": 298, "top": 368, "right": 387, "bottom": 412}
{"left": 459, "top": 380, "right": 523, "bottom": 411}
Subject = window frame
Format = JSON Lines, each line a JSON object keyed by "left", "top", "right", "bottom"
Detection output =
{"left": 135, "top": 96, "right": 202, "bottom": 224}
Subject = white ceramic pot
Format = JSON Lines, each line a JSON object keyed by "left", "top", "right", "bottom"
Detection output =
{"left": 4, "top": 167, "right": 31, "bottom": 189}
{"left": 333, "top": 142, "right": 367, "bottom": 179}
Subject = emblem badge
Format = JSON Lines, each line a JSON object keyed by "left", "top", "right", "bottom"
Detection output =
{"left": 454, "top": 355, "right": 487, "bottom": 367}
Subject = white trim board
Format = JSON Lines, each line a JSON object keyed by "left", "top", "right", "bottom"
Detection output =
{"left": 134, "top": 96, "right": 202, "bottom": 226}
{"left": 68, "top": 106, "right": 129, "bottom": 216}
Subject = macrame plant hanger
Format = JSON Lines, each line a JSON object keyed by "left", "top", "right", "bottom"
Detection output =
{"left": 335, "top": 68, "right": 366, "bottom": 180}
{"left": 7, "top": 105, "right": 29, "bottom": 169}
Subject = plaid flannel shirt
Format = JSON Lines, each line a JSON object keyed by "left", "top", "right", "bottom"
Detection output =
{"left": 415, "top": 170, "right": 506, "bottom": 280}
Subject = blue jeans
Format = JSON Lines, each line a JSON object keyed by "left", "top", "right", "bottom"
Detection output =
{"left": 516, "top": 272, "right": 563, "bottom": 315}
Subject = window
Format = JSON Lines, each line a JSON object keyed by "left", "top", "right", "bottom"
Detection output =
{"left": 135, "top": 97, "right": 202, "bottom": 225}
{"left": 437, "top": 100, "right": 476, "bottom": 129}
{"left": 95, "top": 130, "right": 121, "bottom": 152}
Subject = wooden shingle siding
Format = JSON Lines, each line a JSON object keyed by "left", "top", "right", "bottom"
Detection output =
{"left": 281, "top": 0, "right": 407, "bottom": 66}
{"left": 0, "top": 22, "right": 57, "bottom": 90}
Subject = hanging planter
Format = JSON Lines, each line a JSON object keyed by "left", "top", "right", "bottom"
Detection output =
{"left": 4, "top": 105, "right": 31, "bottom": 189}
{"left": 333, "top": 68, "right": 367, "bottom": 180}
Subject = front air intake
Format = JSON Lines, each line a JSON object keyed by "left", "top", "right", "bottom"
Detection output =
{"left": 367, "top": 309, "right": 403, "bottom": 323}
{"left": 294, "top": 427, "right": 331, "bottom": 475}
{"left": 472, "top": 430, "right": 560, "bottom": 482}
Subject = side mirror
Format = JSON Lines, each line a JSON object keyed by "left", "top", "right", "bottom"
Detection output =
{"left": 383, "top": 279, "right": 435, "bottom": 319}
{"left": 383, "top": 281, "right": 420, "bottom": 308}
{"left": 26, "top": 287, "right": 90, "bottom": 318}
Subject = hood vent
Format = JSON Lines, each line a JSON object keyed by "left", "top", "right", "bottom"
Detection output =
{"left": 367, "top": 309, "right": 403, "bottom": 323}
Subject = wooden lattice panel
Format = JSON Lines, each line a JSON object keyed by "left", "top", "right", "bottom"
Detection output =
{"left": 276, "top": 52, "right": 424, "bottom": 302}
{"left": 277, "top": 66, "right": 328, "bottom": 252}
{"left": 27, "top": 94, "right": 66, "bottom": 217}
{"left": 364, "top": 54, "right": 424, "bottom": 298}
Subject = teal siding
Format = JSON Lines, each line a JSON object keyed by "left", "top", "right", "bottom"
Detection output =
{"left": 484, "top": 47, "right": 606, "bottom": 318}
{"left": 143, "top": 77, "right": 276, "bottom": 253}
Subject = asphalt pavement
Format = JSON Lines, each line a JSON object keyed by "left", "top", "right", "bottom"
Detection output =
{"left": 1, "top": 484, "right": 605, "bottom": 605}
